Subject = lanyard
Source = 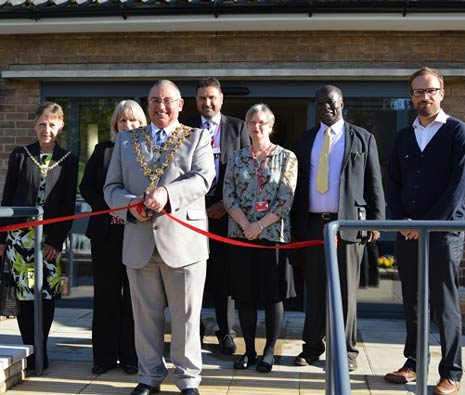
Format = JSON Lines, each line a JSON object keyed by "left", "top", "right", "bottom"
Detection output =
{"left": 251, "top": 150, "right": 269, "bottom": 194}
{"left": 211, "top": 123, "right": 221, "bottom": 149}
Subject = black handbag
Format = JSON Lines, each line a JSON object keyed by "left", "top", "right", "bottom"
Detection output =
{"left": 0, "top": 255, "right": 18, "bottom": 317}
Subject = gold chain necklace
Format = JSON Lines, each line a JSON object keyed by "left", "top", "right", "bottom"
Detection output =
{"left": 131, "top": 125, "right": 192, "bottom": 191}
{"left": 24, "top": 146, "right": 71, "bottom": 177}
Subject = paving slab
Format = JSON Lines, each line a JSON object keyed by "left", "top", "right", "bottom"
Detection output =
{"left": 0, "top": 306, "right": 464, "bottom": 394}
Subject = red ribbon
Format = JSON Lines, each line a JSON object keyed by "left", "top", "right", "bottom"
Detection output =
{"left": 0, "top": 202, "right": 324, "bottom": 250}
{"left": 0, "top": 204, "right": 137, "bottom": 233}
{"left": 160, "top": 207, "right": 323, "bottom": 249}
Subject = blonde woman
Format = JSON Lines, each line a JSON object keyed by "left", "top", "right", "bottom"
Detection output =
{"left": 80, "top": 100, "right": 147, "bottom": 375}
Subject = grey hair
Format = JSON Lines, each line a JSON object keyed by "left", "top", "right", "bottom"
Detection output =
{"left": 148, "top": 79, "right": 182, "bottom": 99}
{"left": 245, "top": 103, "right": 275, "bottom": 126}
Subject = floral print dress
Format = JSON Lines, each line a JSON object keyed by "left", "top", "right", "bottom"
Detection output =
{"left": 5, "top": 154, "right": 62, "bottom": 301}
{"left": 223, "top": 144, "right": 298, "bottom": 243}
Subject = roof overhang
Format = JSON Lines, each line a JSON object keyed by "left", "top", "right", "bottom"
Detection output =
{"left": 1, "top": 13, "right": 465, "bottom": 34}
{"left": 4, "top": 62, "right": 465, "bottom": 80}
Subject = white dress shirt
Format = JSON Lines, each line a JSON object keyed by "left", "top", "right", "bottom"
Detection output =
{"left": 413, "top": 109, "right": 449, "bottom": 152}
{"left": 309, "top": 119, "right": 345, "bottom": 213}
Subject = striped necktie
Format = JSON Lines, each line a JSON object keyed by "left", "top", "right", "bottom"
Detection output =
{"left": 205, "top": 121, "right": 215, "bottom": 145}
{"left": 316, "top": 127, "right": 331, "bottom": 194}
{"left": 155, "top": 128, "right": 167, "bottom": 146}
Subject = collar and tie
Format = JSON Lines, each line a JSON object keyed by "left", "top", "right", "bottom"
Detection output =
{"left": 316, "top": 127, "right": 331, "bottom": 194}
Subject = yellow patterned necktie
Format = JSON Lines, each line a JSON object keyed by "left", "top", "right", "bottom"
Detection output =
{"left": 316, "top": 127, "right": 331, "bottom": 194}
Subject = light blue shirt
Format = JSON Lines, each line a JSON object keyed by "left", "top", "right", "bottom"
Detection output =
{"left": 201, "top": 113, "right": 221, "bottom": 185}
{"left": 308, "top": 119, "right": 345, "bottom": 213}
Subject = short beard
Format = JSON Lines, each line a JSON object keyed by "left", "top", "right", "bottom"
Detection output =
{"left": 415, "top": 102, "right": 438, "bottom": 118}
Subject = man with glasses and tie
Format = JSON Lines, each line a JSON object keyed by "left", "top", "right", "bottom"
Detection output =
{"left": 291, "top": 85, "right": 385, "bottom": 372}
{"left": 104, "top": 80, "right": 215, "bottom": 395}
{"left": 185, "top": 78, "right": 249, "bottom": 354}
{"left": 385, "top": 68, "right": 465, "bottom": 395}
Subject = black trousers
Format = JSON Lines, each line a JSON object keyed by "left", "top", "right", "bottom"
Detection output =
{"left": 203, "top": 214, "right": 235, "bottom": 337}
{"left": 396, "top": 232, "right": 463, "bottom": 381}
{"left": 301, "top": 214, "right": 363, "bottom": 359}
{"left": 91, "top": 225, "right": 137, "bottom": 368}
{"left": 17, "top": 299, "right": 55, "bottom": 369}
{"left": 359, "top": 241, "right": 380, "bottom": 287}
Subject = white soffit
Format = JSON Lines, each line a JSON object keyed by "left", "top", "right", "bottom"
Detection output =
{"left": 0, "top": 13, "right": 465, "bottom": 34}
{"left": 4, "top": 68, "right": 465, "bottom": 80}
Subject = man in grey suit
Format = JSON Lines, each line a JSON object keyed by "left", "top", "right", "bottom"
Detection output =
{"left": 291, "top": 85, "right": 385, "bottom": 372}
{"left": 185, "top": 77, "right": 249, "bottom": 354}
{"left": 104, "top": 80, "right": 215, "bottom": 395}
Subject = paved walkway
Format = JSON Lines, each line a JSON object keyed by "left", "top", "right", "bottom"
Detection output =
{"left": 0, "top": 304, "right": 464, "bottom": 395}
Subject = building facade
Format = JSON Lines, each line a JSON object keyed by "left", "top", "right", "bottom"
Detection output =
{"left": 1, "top": 1, "right": 465, "bottom": 318}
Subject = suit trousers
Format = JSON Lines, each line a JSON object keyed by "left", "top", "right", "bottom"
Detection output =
{"left": 396, "top": 232, "right": 463, "bottom": 381}
{"left": 126, "top": 250, "right": 206, "bottom": 390}
{"left": 301, "top": 214, "right": 363, "bottom": 359}
{"left": 91, "top": 224, "right": 137, "bottom": 368}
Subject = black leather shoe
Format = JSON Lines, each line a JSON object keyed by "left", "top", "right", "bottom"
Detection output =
{"left": 131, "top": 383, "right": 160, "bottom": 395}
{"left": 92, "top": 364, "right": 115, "bottom": 375}
{"left": 348, "top": 356, "right": 358, "bottom": 372}
{"left": 218, "top": 334, "right": 237, "bottom": 355}
{"left": 294, "top": 352, "right": 319, "bottom": 366}
{"left": 233, "top": 353, "right": 258, "bottom": 370}
{"left": 123, "top": 364, "right": 138, "bottom": 375}
{"left": 180, "top": 388, "right": 200, "bottom": 395}
{"left": 256, "top": 357, "right": 274, "bottom": 373}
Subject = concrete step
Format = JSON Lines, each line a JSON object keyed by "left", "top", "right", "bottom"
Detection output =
{"left": 0, "top": 344, "right": 33, "bottom": 393}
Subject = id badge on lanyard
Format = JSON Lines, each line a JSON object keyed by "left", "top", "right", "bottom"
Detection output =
{"left": 255, "top": 200, "right": 269, "bottom": 212}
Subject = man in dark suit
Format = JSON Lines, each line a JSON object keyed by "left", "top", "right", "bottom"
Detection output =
{"left": 385, "top": 67, "right": 465, "bottom": 395}
{"left": 185, "top": 78, "right": 249, "bottom": 354}
{"left": 292, "top": 85, "right": 385, "bottom": 372}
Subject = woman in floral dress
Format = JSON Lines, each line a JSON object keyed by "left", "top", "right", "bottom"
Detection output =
{"left": 0, "top": 102, "right": 78, "bottom": 370}
{"left": 223, "top": 103, "right": 298, "bottom": 373}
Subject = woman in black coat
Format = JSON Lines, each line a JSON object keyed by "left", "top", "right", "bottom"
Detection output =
{"left": 80, "top": 100, "right": 147, "bottom": 375}
{"left": 0, "top": 102, "right": 78, "bottom": 370}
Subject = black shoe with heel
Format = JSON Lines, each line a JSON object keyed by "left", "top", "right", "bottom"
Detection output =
{"left": 233, "top": 353, "right": 258, "bottom": 369}
{"left": 256, "top": 356, "right": 274, "bottom": 373}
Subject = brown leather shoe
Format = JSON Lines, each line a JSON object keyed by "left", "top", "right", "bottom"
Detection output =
{"left": 433, "top": 378, "right": 460, "bottom": 395}
{"left": 384, "top": 367, "right": 416, "bottom": 384}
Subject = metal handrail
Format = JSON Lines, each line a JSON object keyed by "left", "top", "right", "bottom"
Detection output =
{"left": 324, "top": 219, "right": 465, "bottom": 395}
{"left": 0, "top": 206, "right": 44, "bottom": 376}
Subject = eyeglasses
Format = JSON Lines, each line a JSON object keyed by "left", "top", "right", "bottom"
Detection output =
{"left": 247, "top": 121, "right": 269, "bottom": 127}
{"left": 148, "top": 98, "right": 180, "bottom": 106}
{"left": 411, "top": 88, "right": 442, "bottom": 98}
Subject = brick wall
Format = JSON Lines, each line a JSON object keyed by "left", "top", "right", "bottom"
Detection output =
{"left": 2, "top": 31, "right": 465, "bottom": 173}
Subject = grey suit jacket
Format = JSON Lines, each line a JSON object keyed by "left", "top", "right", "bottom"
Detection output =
{"left": 292, "top": 121, "right": 385, "bottom": 242}
{"left": 104, "top": 124, "right": 215, "bottom": 269}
